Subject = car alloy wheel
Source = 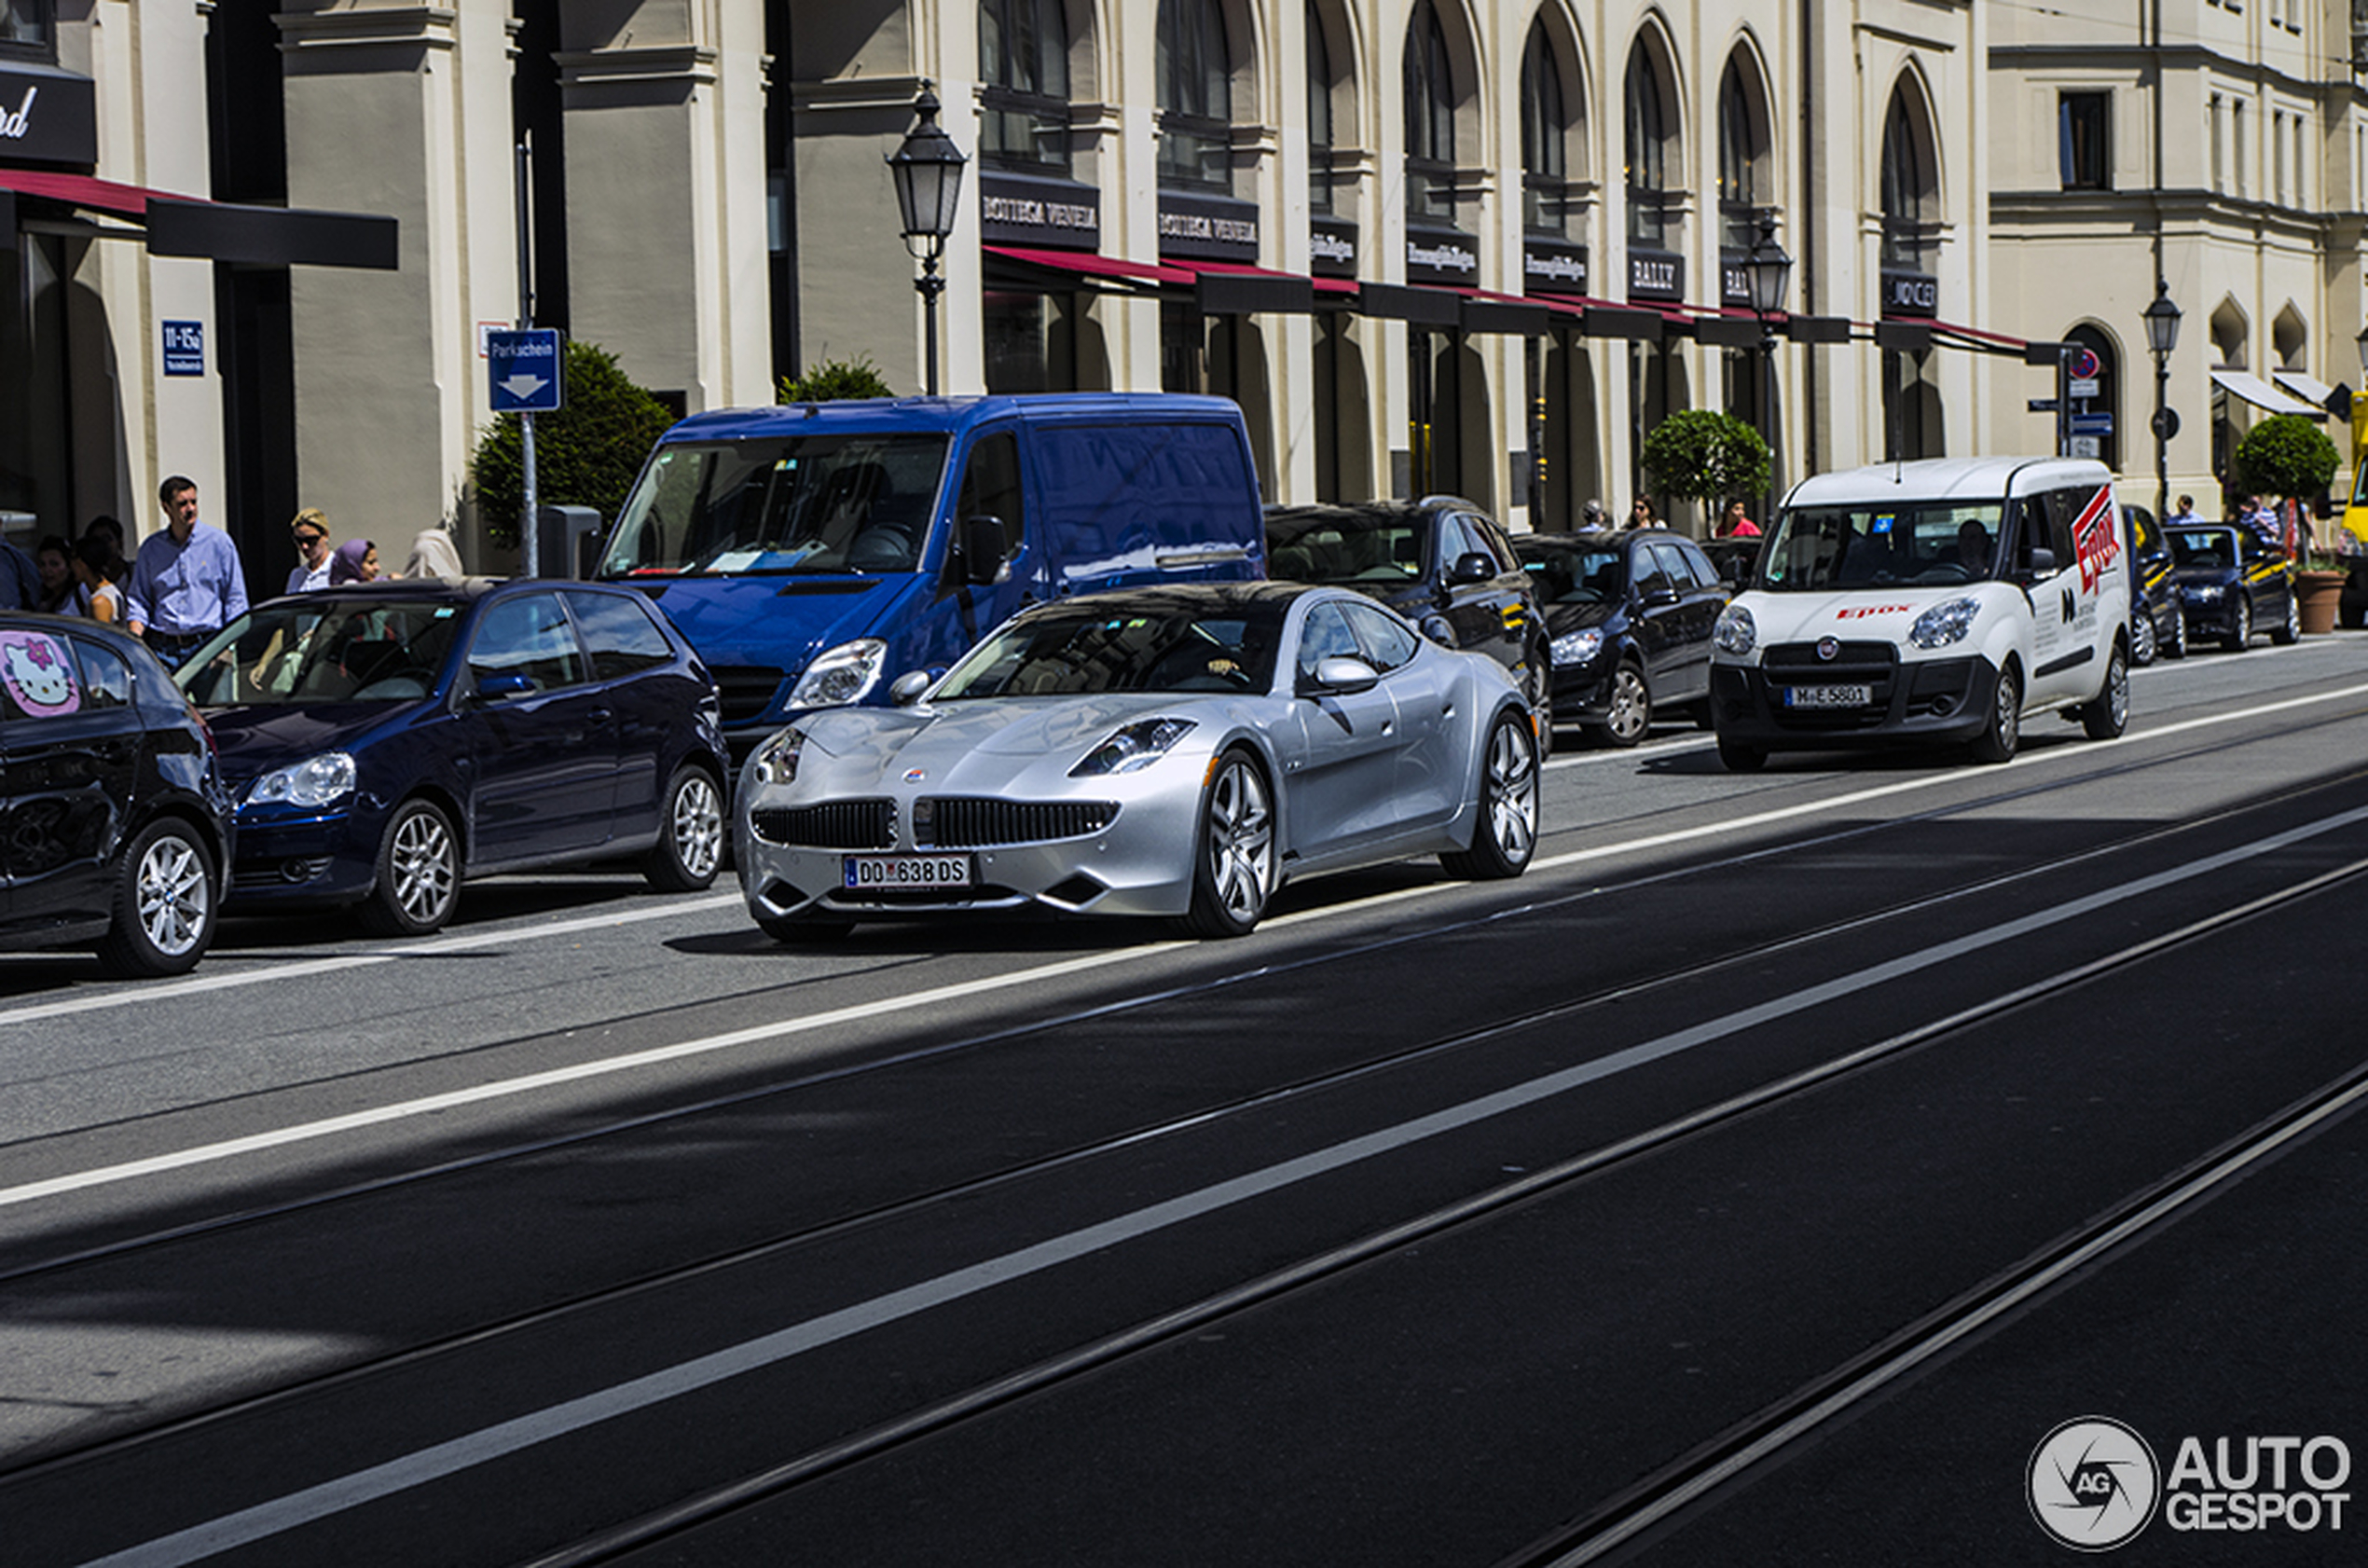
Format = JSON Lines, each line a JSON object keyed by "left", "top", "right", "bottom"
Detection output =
{"left": 361, "top": 798, "right": 460, "bottom": 936}
{"left": 95, "top": 820, "right": 216, "bottom": 978}
{"left": 1182, "top": 750, "right": 1273, "bottom": 937}
{"left": 2131, "top": 610, "right": 2157, "bottom": 666}
{"left": 1971, "top": 661, "right": 2021, "bottom": 763}
{"left": 645, "top": 765, "right": 723, "bottom": 891}
{"left": 1597, "top": 664, "right": 1651, "bottom": 748}
{"left": 2082, "top": 644, "right": 2129, "bottom": 740}
{"left": 1442, "top": 709, "right": 1538, "bottom": 879}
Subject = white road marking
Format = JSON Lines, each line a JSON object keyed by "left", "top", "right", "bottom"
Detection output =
{"left": 72, "top": 801, "right": 2368, "bottom": 1568}
{"left": 11, "top": 680, "right": 2368, "bottom": 1213}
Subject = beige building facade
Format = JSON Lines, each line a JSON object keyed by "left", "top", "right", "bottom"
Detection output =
{"left": 6, "top": 1, "right": 2363, "bottom": 601}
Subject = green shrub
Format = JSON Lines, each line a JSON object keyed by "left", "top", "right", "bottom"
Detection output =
{"left": 2231, "top": 413, "right": 2339, "bottom": 502}
{"left": 1639, "top": 408, "right": 1771, "bottom": 506}
{"left": 470, "top": 341, "right": 677, "bottom": 548}
{"left": 778, "top": 356, "right": 896, "bottom": 403}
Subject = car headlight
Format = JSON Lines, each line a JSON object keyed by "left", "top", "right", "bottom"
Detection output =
{"left": 750, "top": 726, "right": 808, "bottom": 787}
{"left": 1071, "top": 718, "right": 1196, "bottom": 777}
{"left": 2188, "top": 585, "right": 2223, "bottom": 602}
{"left": 1908, "top": 596, "right": 1982, "bottom": 650}
{"left": 1713, "top": 603, "right": 1756, "bottom": 656}
{"left": 246, "top": 750, "right": 356, "bottom": 809}
{"left": 1549, "top": 627, "right": 1603, "bottom": 667}
{"left": 787, "top": 639, "right": 888, "bottom": 709}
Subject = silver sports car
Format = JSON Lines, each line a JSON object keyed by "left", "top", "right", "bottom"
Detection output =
{"left": 734, "top": 583, "right": 1541, "bottom": 939}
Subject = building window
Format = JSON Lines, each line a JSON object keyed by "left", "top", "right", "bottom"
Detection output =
{"left": 1716, "top": 56, "right": 1769, "bottom": 254}
{"left": 981, "top": 0, "right": 1072, "bottom": 176}
{"left": 1403, "top": 0, "right": 1457, "bottom": 225}
{"left": 0, "top": 0, "right": 50, "bottom": 57}
{"left": 1306, "top": 0, "right": 1333, "bottom": 215}
{"left": 1520, "top": 21, "right": 1572, "bottom": 236}
{"left": 1157, "top": 0, "right": 1232, "bottom": 193}
{"left": 1623, "top": 42, "right": 1674, "bottom": 250}
{"left": 1880, "top": 85, "right": 1938, "bottom": 273}
{"left": 2058, "top": 91, "right": 2111, "bottom": 191}
{"left": 2210, "top": 95, "right": 2224, "bottom": 193}
{"left": 2234, "top": 101, "right": 2247, "bottom": 198}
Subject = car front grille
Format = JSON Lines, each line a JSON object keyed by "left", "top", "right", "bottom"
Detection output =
{"left": 1762, "top": 640, "right": 1901, "bottom": 676}
{"left": 709, "top": 665, "right": 788, "bottom": 725}
{"left": 914, "top": 797, "right": 1118, "bottom": 848}
{"left": 750, "top": 799, "right": 895, "bottom": 849}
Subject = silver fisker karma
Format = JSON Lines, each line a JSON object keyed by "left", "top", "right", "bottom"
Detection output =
{"left": 734, "top": 583, "right": 1542, "bottom": 939}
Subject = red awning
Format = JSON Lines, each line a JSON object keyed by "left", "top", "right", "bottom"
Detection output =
{"left": 0, "top": 166, "right": 168, "bottom": 219}
{"left": 983, "top": 244, "right": 1192, "bottom": 286}
{"left": 0, "top": 166, "right": 397, "bottom": 268}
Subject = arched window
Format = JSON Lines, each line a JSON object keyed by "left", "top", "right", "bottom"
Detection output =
{"left": 1404, "top": 0, "right": 1456, "bottom": 223}
{"left": 1520, "top": 21, "right": 1571, "bottom": 236}
{"left": 1158, "top": 0, "right": 1232, "bottom": 191}
{"left": 1624, "top": 41, "right": 1673, "bottom": 250}
{"left": 0, "top": 0, "right": 53, "bottom": 57}
{"left": 1716, "top": 56, "right": 1768, "bottom": 254}
{"left": 1880, "top": 85, "right": 1938, "bottom": 272}
{"left": 980, "top": 0, "right": 1071, "bottom": 175}
{"left": 1306, "top": 0, "right": 1334, "bottom": 214}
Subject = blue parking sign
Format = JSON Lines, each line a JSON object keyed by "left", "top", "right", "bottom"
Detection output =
{"left": 487, "top": 328, "right": 563, "bottom": 413}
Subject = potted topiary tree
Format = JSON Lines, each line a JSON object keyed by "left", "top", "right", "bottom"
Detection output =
{"left": 469, "top": 340, "right": 678, "bottom": 558}
{"left": 2232, "top": 413, "right": 2343, "bottom": 631}
{"left": 1638, "top": 408, "right": 1771, "bottom": 535}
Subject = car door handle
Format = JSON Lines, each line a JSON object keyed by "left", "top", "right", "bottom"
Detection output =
{"left": 587, "top": 707, "right": 613, "bottom": 725}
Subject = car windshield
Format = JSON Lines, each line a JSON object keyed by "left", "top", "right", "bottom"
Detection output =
{"left": 1267, "top": 509, "right": 1428, "bottom": 585}
{"left": 1520, "top": 543, "right": 1625, "bottom": 605}
{"left": 1759, "top": 502, "right": 2006, "bottom": 590}
{"left": 933, "top": 601, "right": 1286, "bottom": 698}
{"left": 177, "top": 598, "right": 465, "bottom": 707}
{"left": 2168, "top": 528, "right": 2237, "bottom": 567}
{"left": 600, "top": 433, "right": 949, "bottom": 576}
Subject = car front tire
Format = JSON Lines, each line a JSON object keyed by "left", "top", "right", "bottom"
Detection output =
{"left": 643, "top": 763, "right": 724, "bottom": 892}
{"left": 358, "top": 797, "right": 461, "bottom": 937}
{"left": 95, "top": 818, "right": 217, "bottom": 978}
{"left": 1441, "top": 708, "right": 1539, "bottom": 880}
{"left": 2269, "top": 586, "right": 2301, "bottom": 646}
{"left": 2223, "top": 596, "right": 2252, "bottom": 652}
{"left": 1590, "top": 662, "right": 1651, "bottom": 748}
{"left": 1969, "top": 660, "right": 2021, "bottom": 763}
{"left": 1180, "top": 749, "right": 1274, "bottom": 938}
{"left": 2081, "top": 643, "right": 2130, "bottom": 740}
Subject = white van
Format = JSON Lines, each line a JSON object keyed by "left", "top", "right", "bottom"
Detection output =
{"left": 1708, "top": 457, "right": 2131, "bottom": 769}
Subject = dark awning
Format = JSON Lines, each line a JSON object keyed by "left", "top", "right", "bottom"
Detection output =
{"left": 0, "top": 167, "right": 396, "bottom": 269}
{"left": 1165, "top": 260, "right": 1317, "bottom": 316}
{"left": 1355, "top": 281, "right": 1464, "bottom": 327}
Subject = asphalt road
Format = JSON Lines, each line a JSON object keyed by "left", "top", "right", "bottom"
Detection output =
{"left": 3, "top": 631, "right": 2365, "bottom": 1567}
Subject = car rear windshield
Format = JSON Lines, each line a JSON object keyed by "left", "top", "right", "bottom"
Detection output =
{"left": 933, "top": 601, "right": 1286, "bottom": 698}
{"left": 1267, "top": 509, "right": 1429, "bottom": 585}
{"left": 600, "top": 433, "right": 950, "bottom": 577}
{"left": 1759, "top": 502, "right": 2006, "bottom": 591}
{"left": 2168, "top": 528, "right": 2238, "bottom": 567}
{"left": 178, "top": 599, "right": 465, "bottom": 706}
{"left": 1519, "top": 543, "right": 1625, "bottom": 604}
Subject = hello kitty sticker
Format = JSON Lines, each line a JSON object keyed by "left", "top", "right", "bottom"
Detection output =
{"left": 0, "top": 631, "right": 82, "bottom": 719}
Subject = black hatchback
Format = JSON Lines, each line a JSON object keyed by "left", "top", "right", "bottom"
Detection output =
{"left": 0, "top": 613, "right": 235, "bottom": 976}
{"left": 1264, "top": 498, "right": 1549, "bottom": 713}
{"left": 1513, "top": 530, "right": 1730, "bottom": 746}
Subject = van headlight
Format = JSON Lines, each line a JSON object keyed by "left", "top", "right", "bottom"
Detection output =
{"left": 787, "top": 640, "right": 887, "bottom": 708}
{"left": 1713, "top": 603, "right": 1756, "bottom": 656}
{"left": 246, "top": 751, "right": 356, "bottom": 808}
{"left": 1909, "top": 597, "right": 1982, "bottom": 650}
{"left": 1549, "top": 627, "right": 1603, "bottom": 667}
{"left": 1071, "top": 718, "right": 1195, "bottom": 777}
{"left": 750, "top": 727, "right": 808, "bottom": 787}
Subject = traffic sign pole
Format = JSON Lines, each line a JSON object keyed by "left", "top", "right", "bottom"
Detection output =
{"left": 516, "top": 139, "right": 538, "bottom": 578}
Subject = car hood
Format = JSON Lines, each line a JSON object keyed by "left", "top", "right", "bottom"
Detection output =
{"left": 1540, "top": 599, "right": 1618, "bottom": 637}
{"left": 201, "top": 702, "right": 426, "bottom": 787}
{"left": 622, "top": 572, "right": 920, "bottom": 669}
{"left": 1733, "top": 588, "right": 1955, "bottom": 644}
{"left": 2166, "top": 564, "right": 2240, "bottom": 587}
{"left": 786, "top": 693, "right": 1238, "bottom": 789}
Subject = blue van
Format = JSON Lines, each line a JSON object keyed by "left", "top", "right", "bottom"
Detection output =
{"left": 597, "top": 393, "right": 1267, "bottom": 760}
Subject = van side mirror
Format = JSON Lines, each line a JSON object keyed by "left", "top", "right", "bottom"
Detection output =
{"left": 2025, "top": 546, "right": 2057, "bottom": 578}
{"left": 959, "top": 516, "right": 1008, "bottom": 586}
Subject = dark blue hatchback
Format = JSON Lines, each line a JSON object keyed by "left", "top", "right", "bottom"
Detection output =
{"left": 177, "top": 580, "right": 727, "bottom": 935}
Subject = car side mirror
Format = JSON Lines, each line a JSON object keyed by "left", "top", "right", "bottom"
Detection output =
{"left": 1448, "top": 551, "right": 1496, "bottom": 586}
{"left": 471, "top": 671, "right": 537, "bottom": 704}
{"left": 888, "top": 669, "right": 933, "bottom": 706}
{"left": 1302, "top": 654, "right": 1381, "bottom": 695}
{"left": 959, "top": 516, "right": 1008, "bottom": 587}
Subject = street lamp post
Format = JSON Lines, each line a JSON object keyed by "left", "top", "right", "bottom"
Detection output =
{"left": 886, "top": 82, "right": 968, "bottom": 397}
{"left": 1741, "top": 211, "right": 1794, "bottom": 528}
{"left": 2142, "top": 280, "right": 2182, "bottom": 520}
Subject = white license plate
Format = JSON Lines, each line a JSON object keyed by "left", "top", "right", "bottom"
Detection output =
{"left": 1783, "top": 683, "right": 1873, "bottom": 709}
{"left": 843, "top": 854, "right": 974, "bottom": 890}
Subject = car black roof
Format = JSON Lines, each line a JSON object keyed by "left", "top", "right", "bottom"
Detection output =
{"left": 1013, "top": 582, "right": 1314, "bottom": 619}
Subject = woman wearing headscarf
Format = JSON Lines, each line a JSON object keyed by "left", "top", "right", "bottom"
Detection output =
{"left": 328, "top": 538, "right": 379, "bottom": 584}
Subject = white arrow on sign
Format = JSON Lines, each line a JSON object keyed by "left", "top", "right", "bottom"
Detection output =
{"left": 499, "top": 374, "right": 549, "bottom": 401}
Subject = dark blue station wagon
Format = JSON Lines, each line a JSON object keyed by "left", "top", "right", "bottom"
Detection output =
{"left": 177, "top": 579, "right": 728, "bottom": 935}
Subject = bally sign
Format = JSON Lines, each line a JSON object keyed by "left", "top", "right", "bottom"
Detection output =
{"left": 0, "top": 65, "right": 98, "bottom": 167}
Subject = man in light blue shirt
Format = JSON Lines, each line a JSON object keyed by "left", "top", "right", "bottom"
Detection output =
{"left": 126, "top": 475, "right": 249, "bottom": 668}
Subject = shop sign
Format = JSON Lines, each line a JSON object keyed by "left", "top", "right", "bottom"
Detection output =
{"left": 1158, "top": 189, "right": 1260, "bottom": 263}
{"left": 1406, "top": 225, "right": 1479, "bottom": 286}
{"left": 1628, "top": 248, "right": 1685, "bottom": 302}
{"left": 1522, "top": 237, "right": 1588, "bottom": 297}
{"left": 978, "top": 171, "right": 1100, "bottom": 251}
{"left": 1311, "top": 215, "right": 1357, "bottom": 278}
{"left": 1881, "top": 269, "right": 1939, "bottom": 318}
{"left": 0, "top": 65, "right": 97, "bottom": 168}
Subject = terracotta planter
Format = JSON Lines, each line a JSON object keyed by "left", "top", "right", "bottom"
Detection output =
{"left": 2295, "top": 570, "right": 2345, "bottom": 635}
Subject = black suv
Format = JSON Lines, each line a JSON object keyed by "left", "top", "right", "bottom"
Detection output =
{"left": 1265, "top": 498, "right": 1549, "bottom": 718}
{"left": 0, "top": 613, "right": 235, "bottom": 976}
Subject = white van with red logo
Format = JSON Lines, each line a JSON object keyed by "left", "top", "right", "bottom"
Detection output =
{"left": 1709, "top": 457, "right": 2131, "bottom": 768}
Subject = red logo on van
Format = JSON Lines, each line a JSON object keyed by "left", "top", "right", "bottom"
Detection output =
{"left": 2073, "top": 487, "right": 2120, "bottom": 594}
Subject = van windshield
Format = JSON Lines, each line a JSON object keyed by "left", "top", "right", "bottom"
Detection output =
{"left": 600, "top": 434, "right": 949, "bottom": 577}
{"left": 1759, "top": 502, "right": 2006, "bottom": 591}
